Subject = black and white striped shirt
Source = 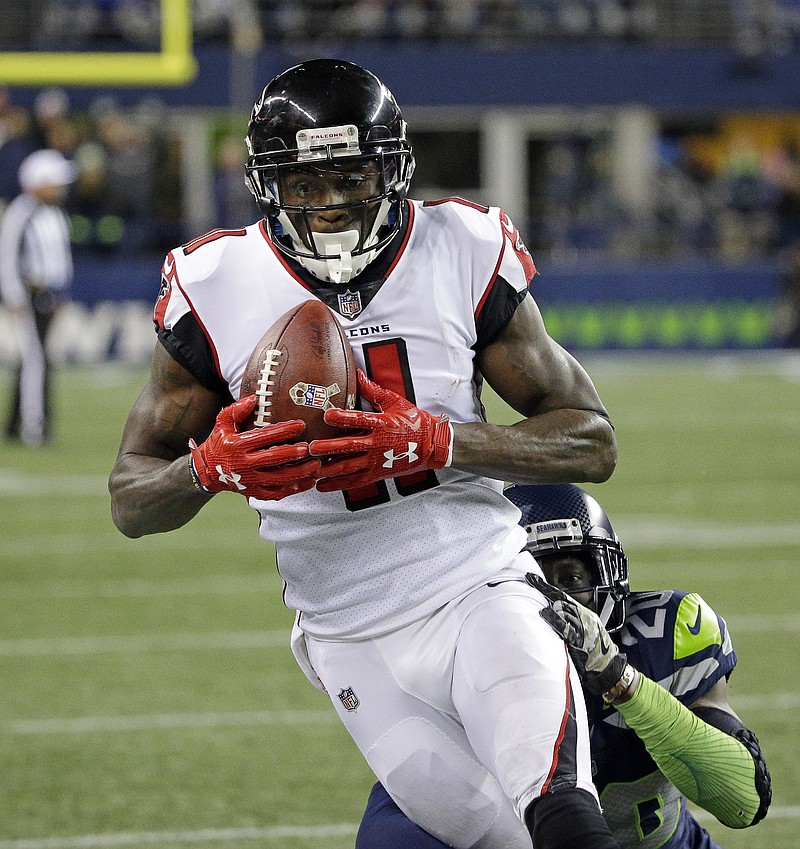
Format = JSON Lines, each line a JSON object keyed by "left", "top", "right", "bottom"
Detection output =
{"left": 0, "top": 193, "right": 73, "bottom": 309}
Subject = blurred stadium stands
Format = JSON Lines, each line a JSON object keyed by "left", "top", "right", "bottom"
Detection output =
{"left": 2, "top": 1, "right": 799, "bottom": 52}
{"left": 1, "top": 0, "right": 800, "bottom": 351}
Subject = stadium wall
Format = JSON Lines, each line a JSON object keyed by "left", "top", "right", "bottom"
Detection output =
{"left": 8, "top": 44, "right": 800, "bottom": 112}
{"left": 0, "top": 256, "right": 778, "bottom": 366}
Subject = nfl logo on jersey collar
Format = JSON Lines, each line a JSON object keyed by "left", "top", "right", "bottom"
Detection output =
{"left": 338, "top": 290, "right": 363, "bottom": 317}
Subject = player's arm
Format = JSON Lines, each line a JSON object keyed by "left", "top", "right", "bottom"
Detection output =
{"left": 612, "top": 670, "right": 771, "bottom": 829}
{"left": 456, "top": 293, "right": 616, "bottom": 483}
{"left": 109, "top": 343, "right": 319, "bottom": 537}
{"left": 528, "top": 575, "right": 772, "bottom": 829}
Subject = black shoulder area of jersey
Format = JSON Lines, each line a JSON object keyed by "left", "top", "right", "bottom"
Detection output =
{"left": 156, "top": 313, "right": 232, "bottom": 400}
{"left": 474, "top": 278, "right": 527, "bottom": 351}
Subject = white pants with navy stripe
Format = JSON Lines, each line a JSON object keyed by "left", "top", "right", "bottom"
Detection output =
{"left": 298, "top": 577, "right": 597, "bottom": 849}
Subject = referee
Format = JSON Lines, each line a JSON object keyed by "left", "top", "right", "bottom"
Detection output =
{"left": 0, "top": 149, "right": 75, "bottom": 445}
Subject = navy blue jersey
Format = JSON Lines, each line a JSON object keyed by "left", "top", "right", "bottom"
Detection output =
{"left": 359, "top": 589, "right": 738, "bottom": 849}
{"left": 588, "top": 590, "right": 736, "bottom": 849}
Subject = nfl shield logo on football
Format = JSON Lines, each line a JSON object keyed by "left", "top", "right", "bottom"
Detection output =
{"left": 304, "top": 384, "right": 329, "bottom": 409}
{"left": 338, "top": 687, "right": 360, "bottom": 711}
{"left": 338, "top": 290, "right": 362, "bottom": 317}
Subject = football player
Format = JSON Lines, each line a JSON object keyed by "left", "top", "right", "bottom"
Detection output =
{"left": 109, "top": 60, "right": 620, "bottom": 848}
{"left": 356, "top": 484, "right": 772, "bottom": 849}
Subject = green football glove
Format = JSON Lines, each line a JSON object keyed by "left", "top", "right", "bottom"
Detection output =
{"left": 526, "top": 572, "right": 627, "bottom": 695}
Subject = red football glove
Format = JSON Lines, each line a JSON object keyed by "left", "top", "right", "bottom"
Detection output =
{"left": 310, "top": 370, "right": 453, "bottom": 493}
{"left": 188, "top": 395, "right": 320, "bottom": 500}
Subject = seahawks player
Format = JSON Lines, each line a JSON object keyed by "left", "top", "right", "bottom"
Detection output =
{"left": 357, "top": 484, "right": 771, "bottom": 849}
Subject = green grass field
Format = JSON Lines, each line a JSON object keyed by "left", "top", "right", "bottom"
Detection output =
{"left": 1, "top": 354, "right": 799, "bottom": 849}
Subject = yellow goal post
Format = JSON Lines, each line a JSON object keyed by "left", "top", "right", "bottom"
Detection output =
{"left": 0, "top": 0, "right": 196, "bottom": 86}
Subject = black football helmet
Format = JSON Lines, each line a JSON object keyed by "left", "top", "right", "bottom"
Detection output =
{"left": 505, "top": 483, "right": 630, "bottom": 632}
{"left": 245, "top": 59, "right": 415, "bottom": 285}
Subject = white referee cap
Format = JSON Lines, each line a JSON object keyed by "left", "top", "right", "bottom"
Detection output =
{"left": 19, "top": 149, "right": 76, "bottom": 192}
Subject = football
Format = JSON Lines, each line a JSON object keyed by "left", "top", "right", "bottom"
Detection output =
{"left": 239, "top": 300, "right": 358, "bottom": 440}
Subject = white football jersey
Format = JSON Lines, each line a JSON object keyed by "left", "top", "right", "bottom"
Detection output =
{"left": 155, "top": 198, "right": 538, "bottom": 638}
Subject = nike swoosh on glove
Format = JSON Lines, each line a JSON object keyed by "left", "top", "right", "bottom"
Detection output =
{"left": 188, "top": 395, "right": 320, "bottom": 500}
{"left": 526, "top": 572, "right": 627, "bottom": 695}
{"left": 310, "top": 369, "right": 453, "bottom": 493}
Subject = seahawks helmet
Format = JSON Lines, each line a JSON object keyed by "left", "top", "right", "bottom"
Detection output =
{"left": 505, "top": 483, "right": 629, "bottom": 632}
{"left": 245, "top": 59, "right": 415, "bottom": 285}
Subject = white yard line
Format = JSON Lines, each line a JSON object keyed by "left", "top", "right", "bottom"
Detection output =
{"left": 0, "top": 824, "right": 359, "bottom": 849}
{"left": 616, "top": 521, "right": 800, "bottom": 547}
{"left": 2, "top": 610, "right": 798, "bottom": 660}
{"left": 2, "top": 811, "right": 800, "bottom": 849}
{"left": 0, "top": 631, "right": 288, "bottom": 657}
{"left": 1, "top": 693, "right": 796, "bottom": 737}
{"left": 2, "top": 709, "right": 336, "bottom": 735}
{"left": 0, "top": 535, "right": 245, "bottom": 557}
{"left": 0, "top": 575, "right": 280, "bottom": 600}
{"left": 690, "top": 805, "right": 800, "bottom": 823}
{"left": 724, "top": 613, "right": 800, "bottom": 632}
{"left": 0, "top": 472, "right": 109, "bottom": 497}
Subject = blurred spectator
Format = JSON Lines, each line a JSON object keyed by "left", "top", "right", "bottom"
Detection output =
{"left": 771, "top": 141, "right": 800, "bottom": 346}
{"left": 114, "top": 0, "right": 162, "bottom": 47}
{"left": 13, "top": 0, "right": 798, "bottom": 47}
{"left": 773, "top": 140, "right": 800, "bottom": 249}
{"left": 0, "top": 149, "right": 75, "bottom": 445}
{"left": 772, "top": 244, "right": 800, "bottom": 346}
{"left": 731, "top": 0, "right": 793, "bottom": 57}
{"left": 95, "top": 107, "right": 158, "bottom": 250}
{"left": 38, "top": 0, "right": 100, "bottom": 49}
{"left": 646, "top": 137, "right": 714, "bottom": 258}
{"left": 0, "top": 89, "right": 37, "bottom": 206}
{"left": 393, "top": 0, "right": 436, "bottom": 39}
{"left": 213, "top": 134, "right": 255, "bottom": 228}
{"left": 0, "top": 1, "right": 33, "bottom": 47}
{"left": 195, "top": 0, "right": 263, "bottom": 51}
{"left": 715, "top": 133, "right": 775, "bottom": 261}
{"left": 70, "top": 141, "right": 107, "bottom": 219}
{"left": 31, "top": 88, "right": 73, "bottom": 150}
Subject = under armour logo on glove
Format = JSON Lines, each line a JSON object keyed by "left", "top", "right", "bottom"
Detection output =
{"left": 382, "top": 443, "right": 419, "bottom": 468}
{"left": 187, "top": 395, "right": 321, "bottom": 501}
{"left": 310, "top": 370, "right": 453, "bottom": 492}
{"left": 215, "top": 466, "right": 246, "bottom": 491}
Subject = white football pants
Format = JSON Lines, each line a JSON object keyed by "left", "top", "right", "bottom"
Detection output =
{"left": 298, "top": 577, "right": 597, "bottom": 849}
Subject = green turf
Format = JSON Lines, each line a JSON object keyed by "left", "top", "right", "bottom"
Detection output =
{"left": 1, "top": 355, "right": 799, "bottom": 848}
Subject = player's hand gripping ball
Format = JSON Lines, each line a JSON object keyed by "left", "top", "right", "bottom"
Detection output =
{"left": 188, "top": 396, "right": 320, "bottom": 500}
{"left": 188, "top": 300, "right": 358, "bottom": 501}
{"left": 311, "top": 370, "right": 454, "bottom": 492}
{"left": 239, "top": 300, "right": 358, "bottom": 441}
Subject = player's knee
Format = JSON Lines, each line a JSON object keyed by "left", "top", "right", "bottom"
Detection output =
{"left": 382, "top": 747, "right": 501, "bottom": 849}
{"left": 356, "top": 782, "right": 450, "bottom": 849}
{"left": 371, "top": 719, "right": 526, "bottom": 849}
